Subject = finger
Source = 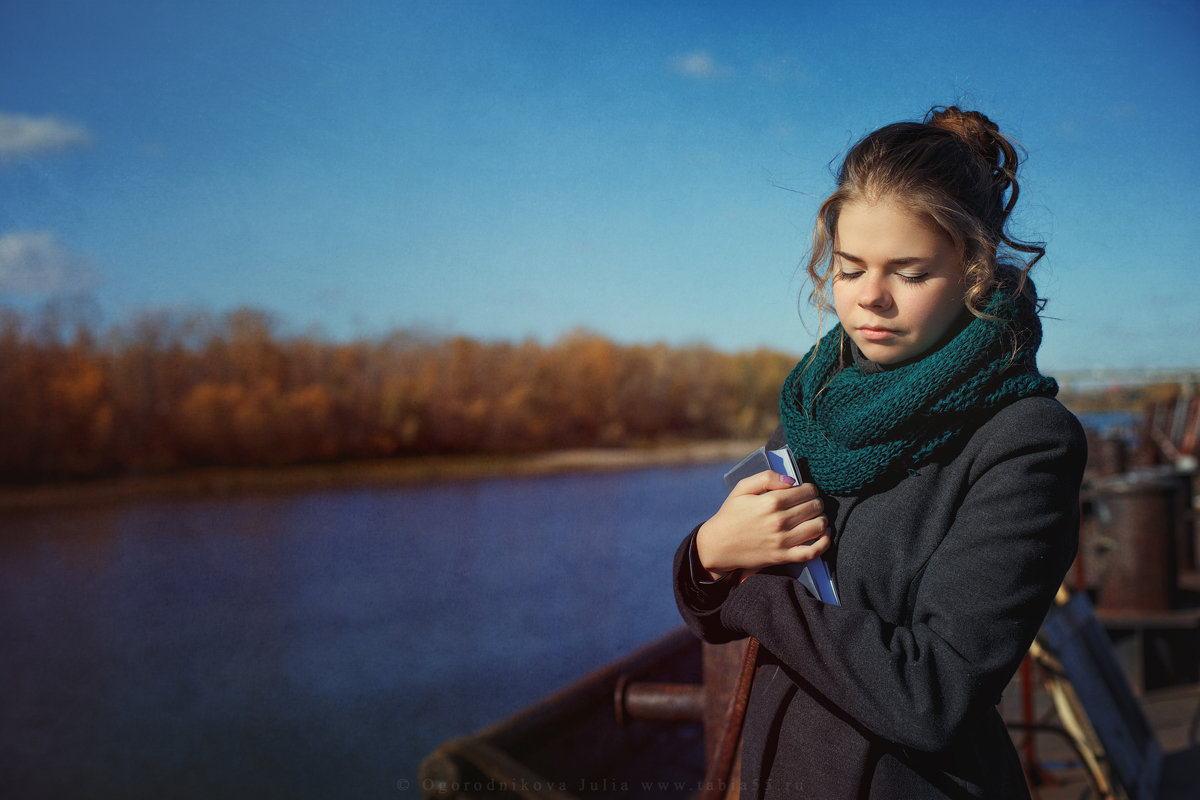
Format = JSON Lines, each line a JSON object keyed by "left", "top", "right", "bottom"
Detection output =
{"left": 733, "top": 470, "right": 796, "bottom": 496}
{"left": 781, "top": 516, "right": 829, "bottom": 549}
{"left": 782, "top": 532, "right": 831, "bottom": 562}
{"left": 775, "top": 494, "right": 824, "bottom": 524}
{"left": 752, "top": 486, "right": 820, "bottom": 521}
{"left": 771, "top": 482, "right": 821, "bottom": 506}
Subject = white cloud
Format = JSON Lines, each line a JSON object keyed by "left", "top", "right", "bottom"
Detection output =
{"left": 0, "top": 111, "right": 91, "bottom": 161}
{"left": 0, "top": 231, "right": 98, "bottom": 294}
{"left": 670, "top": 50, "right": 733, "bottom": 79}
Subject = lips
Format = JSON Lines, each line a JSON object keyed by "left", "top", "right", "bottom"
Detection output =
{"left": 857, "top": 326, "right": 898, "bottom": 342}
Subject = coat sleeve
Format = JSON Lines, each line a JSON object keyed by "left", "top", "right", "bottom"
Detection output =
{"left": 674, "top": 398, "right": 1087, "bottom": 753}
{"left": 673, "top": 525, "right": 744, "bottom": 642}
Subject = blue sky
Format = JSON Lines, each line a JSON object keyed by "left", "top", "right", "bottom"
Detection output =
{"left": 1, "top": 0, "right": 1197, "bottom": 371}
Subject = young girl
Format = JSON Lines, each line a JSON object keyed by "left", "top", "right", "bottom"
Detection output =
{"left": 674, "top": 107, "right": 1086, "bottom": 799}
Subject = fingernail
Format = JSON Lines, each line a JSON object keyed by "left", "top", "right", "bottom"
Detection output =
{"left": 780, "top": 475, "right": 796, "bottom": 486}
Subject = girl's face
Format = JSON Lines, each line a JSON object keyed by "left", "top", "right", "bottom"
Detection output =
{"left": 831, "top": 199, "right": 966, "bottom": 365}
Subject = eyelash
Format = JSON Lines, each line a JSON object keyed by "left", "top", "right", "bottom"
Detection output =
{"left": 835, "top": 269, "right": 928, "bottom": 284}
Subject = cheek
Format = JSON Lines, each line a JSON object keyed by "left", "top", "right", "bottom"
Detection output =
{"left": 915, "top": 291, "right": 966, "bottom": 336}
{"left": 830, "top": 282, "right": 853, "bottom": 315}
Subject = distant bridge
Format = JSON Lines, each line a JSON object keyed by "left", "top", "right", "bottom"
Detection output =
{"left": 1050, "top": 367, "right": 1200, "bottom": 393}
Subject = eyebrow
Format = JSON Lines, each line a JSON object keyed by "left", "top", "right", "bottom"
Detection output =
{"left": 834, "top": 250, "right": 930, "bottom": 267}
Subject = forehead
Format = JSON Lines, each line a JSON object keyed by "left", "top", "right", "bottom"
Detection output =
{"left": 835, "top": 200, "right": 950, "bottom": 256}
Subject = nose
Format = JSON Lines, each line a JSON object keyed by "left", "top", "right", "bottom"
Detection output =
{"left": 856, "top": 274, "right": 892, "bottom": 310}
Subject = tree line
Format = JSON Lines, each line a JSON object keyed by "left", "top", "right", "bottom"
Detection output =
{"left": 0, "top": 305, "right": 800, "bottom": 484}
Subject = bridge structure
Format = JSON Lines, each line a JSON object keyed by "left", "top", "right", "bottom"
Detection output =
{"left": 1049, "top": 367, "right": 1200, "bottom": 394}
{"left": 1044, "top": 367, "right": 1200, "bottom": 466}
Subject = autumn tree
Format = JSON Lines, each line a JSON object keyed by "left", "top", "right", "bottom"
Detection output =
{"left": 0, "top": 305, "right": 803, "bottom": 482}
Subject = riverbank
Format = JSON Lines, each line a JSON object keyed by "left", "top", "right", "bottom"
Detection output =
{"left": 0, "top": 439, "right": 760, "bottom": 513}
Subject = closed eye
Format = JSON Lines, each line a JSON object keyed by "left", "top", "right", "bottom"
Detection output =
{"left": 835, "top": 249, "right": 933, "bottom": 283}
{"left": 835, "top": 268, "right": 927, "bottom": 283}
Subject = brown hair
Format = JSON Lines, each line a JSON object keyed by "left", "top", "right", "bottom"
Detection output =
{"left": 803, "top": 106, "right": 1044, "bottom": 322}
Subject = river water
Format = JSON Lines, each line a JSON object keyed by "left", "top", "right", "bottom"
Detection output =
{"left": 0, "top": 462, "right": 726, "bottom": 799}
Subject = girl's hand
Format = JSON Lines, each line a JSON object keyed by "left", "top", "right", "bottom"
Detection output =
{"left": 695, "top": 471, "right": 830, "bottom": 581}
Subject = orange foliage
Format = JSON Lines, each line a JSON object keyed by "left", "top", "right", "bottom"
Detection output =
{"left": 0, "top": 305, "right": 800, "bottom": 483}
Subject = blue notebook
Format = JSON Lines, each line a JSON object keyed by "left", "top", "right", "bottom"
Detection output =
{"left": 723, "top": 445, "right": 840, "bottom": 605}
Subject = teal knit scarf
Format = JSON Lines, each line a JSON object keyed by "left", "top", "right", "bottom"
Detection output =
{"left": 779, "top": 277, "right": 1058, "bottom": 495}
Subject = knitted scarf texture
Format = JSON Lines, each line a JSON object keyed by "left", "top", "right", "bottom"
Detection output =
{"left": 779, "top": 279, "right": 1058, "bottom": 496}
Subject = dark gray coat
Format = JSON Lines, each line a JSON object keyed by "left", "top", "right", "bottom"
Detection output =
{"left": 675, "top": 396, "right": 1086, "bottom": 799}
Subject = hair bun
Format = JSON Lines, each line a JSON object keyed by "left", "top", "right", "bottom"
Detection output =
{"left": 927, "top": 106, "right": 1001, "bottom": 168}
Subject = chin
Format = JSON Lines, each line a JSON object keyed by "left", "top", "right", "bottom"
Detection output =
{"left": 869, "top": 353, "right": 905, "bottom": 366}
{"left": 857, "top": 342, "right": 914, "bottom": 366}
